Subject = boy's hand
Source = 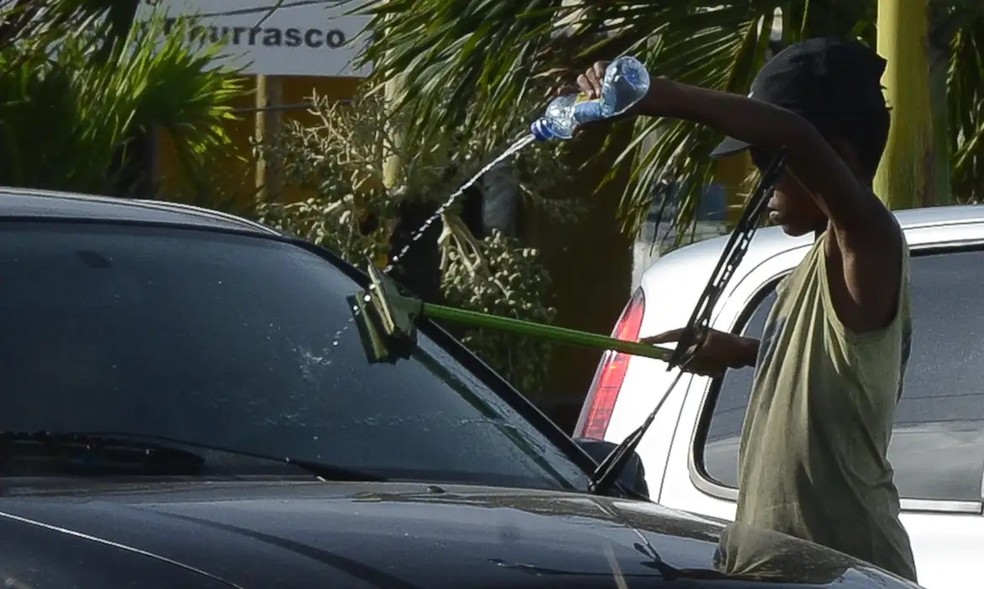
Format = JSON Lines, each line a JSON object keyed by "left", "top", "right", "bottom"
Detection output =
{"left": 566, "top": 61, "right": 677, "bottom": 126}
{"left": 553, "top": 61, "right": 647, "bottom": 134}
{"left": 641, "top": 328, "right": 758, "bottom": 378}
{"left": 575, "top": 61, "right": 608, "bottom": 100}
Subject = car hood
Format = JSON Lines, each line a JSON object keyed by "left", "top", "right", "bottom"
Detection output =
{"left": 0, "top": 480, "right": 917, "bottom": 588}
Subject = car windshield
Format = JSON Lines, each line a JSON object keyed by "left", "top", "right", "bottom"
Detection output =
{"left": 0, "top": 221, "right": 591, "bottom": 491}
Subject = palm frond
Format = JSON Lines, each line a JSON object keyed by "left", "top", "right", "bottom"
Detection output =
{"left": 0, "top": 9, "right": 244, "bottom": 195}
{"left": 948, "top": 9, "right": 984, "bottom": 202}
{"left": 592, "top": 4, "right": 780, "bottom": 240}
{"left": 353, "top": 0, "right": 571, "bottom": 156}
{"left": 351, "top": 0, "right": 984, "bottom": 240}
{"left": 352, "top": 1, "right": 786, "bottom": 239}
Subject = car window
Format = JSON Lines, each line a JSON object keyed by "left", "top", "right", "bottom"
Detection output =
{"left": 701, "top": 249, "right": 984, "bottom": 503}
{"left": 702, "top": 288, "right": 775, "bottom": 489}
{"left": 0, "top": 222, "right": 590, "bottom": 491}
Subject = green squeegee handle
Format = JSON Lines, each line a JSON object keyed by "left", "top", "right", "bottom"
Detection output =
{"left": 421, "top": 302, "right": 673, "bottom": 362}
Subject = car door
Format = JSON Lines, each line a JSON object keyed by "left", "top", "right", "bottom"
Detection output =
{"left": 658, "top": 225, "right": 984, "bottom": 589}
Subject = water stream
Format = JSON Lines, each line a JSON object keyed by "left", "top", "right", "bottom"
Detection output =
{"left": 383, "top": 133, "right": 535, "bottom": 272}
{"left": 332, "top": 133, "right": 538, "bottom": 349}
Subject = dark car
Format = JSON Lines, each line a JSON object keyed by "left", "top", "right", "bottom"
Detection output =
{"left": 0, "top": 187, "right": 922, "bottom": 588}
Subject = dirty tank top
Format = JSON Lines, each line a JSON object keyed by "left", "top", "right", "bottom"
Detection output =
{"left": 734, "top": 230, "right": 917, "bottom": 583}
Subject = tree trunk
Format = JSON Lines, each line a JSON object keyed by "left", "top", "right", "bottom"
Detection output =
{"left": 381, "top": 70, "right": 440, "bottom": 299}
{"left": 254, "top": 75, "right": 283, "bottom": 202}
{"left": 874, "top": 0, "right": 936, "bottom": 209}
{"left": 382, "top": 75, "right": 405, "bottom": 195}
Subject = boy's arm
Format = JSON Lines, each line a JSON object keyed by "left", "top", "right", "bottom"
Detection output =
{"left": 576, "top": 63, "right": 902, "bottom": 332}
{"left": 738, "top": 336, "right": 760, "bottom": 367}
{"left": 640, "top": 80, "right": 889, "bottom": 237}
{"left": 642, "top": 80, "right": 903, "bottom": 332}
{"left": 642, "top": 329, "right": 760, "bottom": 375}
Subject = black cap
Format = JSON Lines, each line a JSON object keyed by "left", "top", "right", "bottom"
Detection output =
{"left": 710, "top": 37, "right": 888, "bottom": 159}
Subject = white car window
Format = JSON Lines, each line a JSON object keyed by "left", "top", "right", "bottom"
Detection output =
{"left": 699, "top": 248, "right": 984, "bottom": 503}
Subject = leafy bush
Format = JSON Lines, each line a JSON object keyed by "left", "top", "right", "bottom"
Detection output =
{"left": 0, "top": 10, "right": 243, "bottom": 194}
{"left": 440, "top": 228, "right": 556, "bottom": 397}
{"left": 254, "top": 90, "right": 577, "bottom": 396}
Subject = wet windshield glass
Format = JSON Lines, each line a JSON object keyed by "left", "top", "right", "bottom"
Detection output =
{"left": 0, "top": 222, "right": 590, "bottom": 491}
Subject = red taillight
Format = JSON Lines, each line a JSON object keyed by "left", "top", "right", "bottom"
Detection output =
{"left": 575, "top": 288, "right": 646, "bottom": 439}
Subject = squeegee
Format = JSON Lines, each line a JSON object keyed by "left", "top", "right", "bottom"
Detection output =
{"left": 348, "top": 263, "right": 674, "bottom": 365}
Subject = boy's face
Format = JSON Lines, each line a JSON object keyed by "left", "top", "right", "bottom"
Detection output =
{"left": 751, "top": 148, "right": 827, "bottom": 237}
{"left": 768, "top": 174, "right": 826, "bottom": 236}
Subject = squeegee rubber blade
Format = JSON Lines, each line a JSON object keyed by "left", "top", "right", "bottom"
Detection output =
{"left": 347, "top": 293, "right": 394, "bottom": 364}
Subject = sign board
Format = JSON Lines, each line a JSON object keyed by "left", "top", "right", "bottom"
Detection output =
{"left": 135, "top": 0, "right": 372, "bottom": 77}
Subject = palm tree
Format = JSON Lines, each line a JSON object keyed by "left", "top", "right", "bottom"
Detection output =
{"left": 0, "top": 1, "right": 245, "bottom": 197}
{"left": 354, "top": 0, "right": 984, "bottom": 241}
{"left": 944, "top": 1, "right": 984, "bottom": 203}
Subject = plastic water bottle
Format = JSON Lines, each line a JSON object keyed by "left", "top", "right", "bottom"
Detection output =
{"left": 530, "top": 56, "right": 651, "bottom": 141}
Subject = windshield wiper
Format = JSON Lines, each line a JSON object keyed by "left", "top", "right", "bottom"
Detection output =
{"left": 588, "top": 149, "right": 788, "bottom": 497}
{"left": 0, "top": 430, "right": 205, "bottom": 476}
{"left": 0, "top": 431, "right": 386, "bottom": 482}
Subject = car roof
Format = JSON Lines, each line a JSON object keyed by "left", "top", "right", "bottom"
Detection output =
{"left": 653, "top": 204, "right": 984, "bottom": 268}
{"left": 636, "top": 203, "right": 984, "bottom": 314}
{"left": 0, "top": 186, "right": 280, "bottom": 236}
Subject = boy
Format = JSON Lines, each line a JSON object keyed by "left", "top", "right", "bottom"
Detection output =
{"left": 573, "top": 38, "right": 917, "bottom": 581}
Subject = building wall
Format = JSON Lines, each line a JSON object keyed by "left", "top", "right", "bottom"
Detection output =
{"left": 153, "top": 75, "right": 362, "bottom": 207}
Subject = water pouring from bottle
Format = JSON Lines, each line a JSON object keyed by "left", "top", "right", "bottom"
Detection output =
{"left": 384, "top": 133, "right": 537, "bottom": 273}
{"left": 335, "top": 56, "right": 651, "bottom": 350}
{"left": 387, "top": 56, "right": 651, "bottom": 272}
{"left": 529, "top": 56, "right": 651, "bottom": 141}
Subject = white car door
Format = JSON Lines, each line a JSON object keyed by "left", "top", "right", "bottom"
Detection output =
{"left": 658, "top": 224, "right": 984, "bottom": 589}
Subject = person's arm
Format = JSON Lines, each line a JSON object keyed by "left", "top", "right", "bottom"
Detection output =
{"left": 735, "top": 336, "right": 760, "bottom": 367}
{"left": 644, "top": 81, "right": 902, "bottom": 332}
{"left": 639, "top": 80, "right": 884, "bottom": 236}
{"left": 577, "top": 63, "right": 903, "bottom": 332}
{"left": 641, "top": 329, "right": 759, "bottom": 376}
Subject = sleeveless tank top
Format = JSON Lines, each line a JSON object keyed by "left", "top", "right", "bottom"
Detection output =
{"left": 734, "top": 230, "right": 917, "bottom": 582}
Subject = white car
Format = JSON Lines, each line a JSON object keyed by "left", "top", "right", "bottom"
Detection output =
{"left": 575, "top": 204, "right": 984, "bottom": 589}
